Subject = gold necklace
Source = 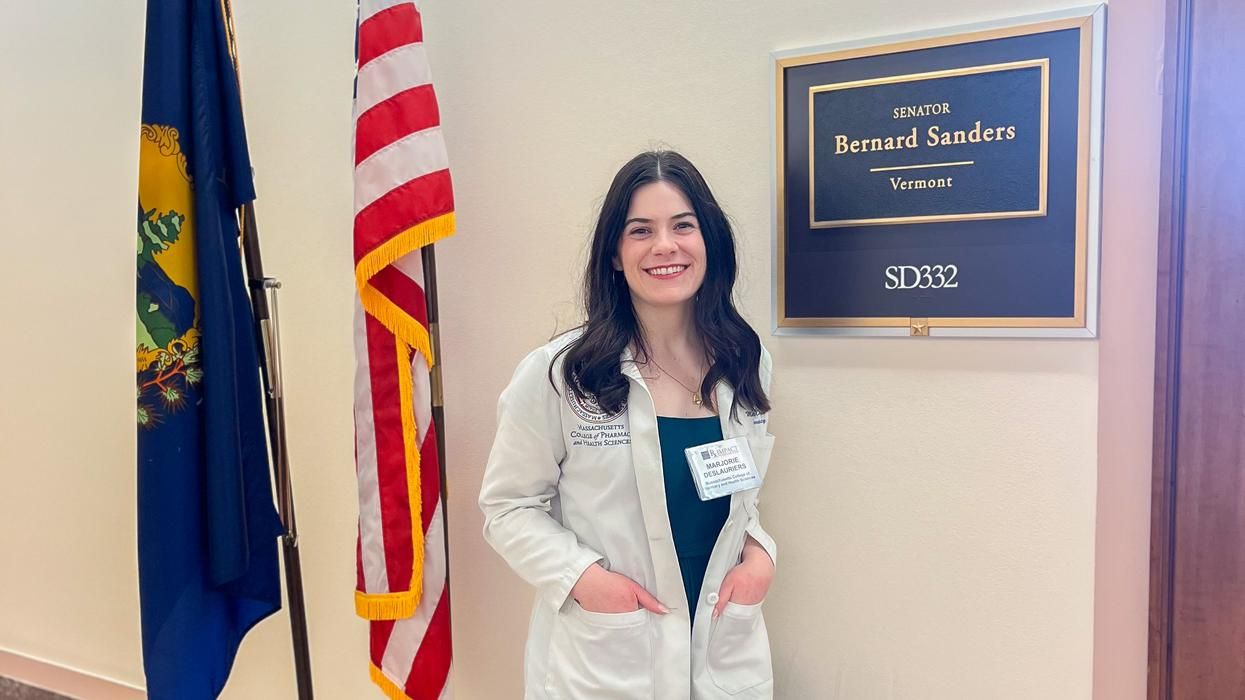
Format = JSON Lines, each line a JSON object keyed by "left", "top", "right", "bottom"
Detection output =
{"left": 648, "top": 357, "right": 704, "bottom": 406}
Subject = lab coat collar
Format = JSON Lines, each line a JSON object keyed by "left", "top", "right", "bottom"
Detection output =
{"left": 620, "top": 345, "right": 643, "bottom": 382}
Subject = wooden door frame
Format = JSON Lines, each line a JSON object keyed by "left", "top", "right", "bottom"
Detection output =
{"left": 1147, "top": 0, "right": 1193, "bottom": 696}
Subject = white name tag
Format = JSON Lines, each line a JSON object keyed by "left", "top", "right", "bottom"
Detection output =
{"left": 684, "top": 436, "right": 764, "bottom": 501}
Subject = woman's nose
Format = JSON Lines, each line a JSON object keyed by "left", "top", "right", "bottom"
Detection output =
{"left": 652, "top": 227, "right": 678, "bottom": 254}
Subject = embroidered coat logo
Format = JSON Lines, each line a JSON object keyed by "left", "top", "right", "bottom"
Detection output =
{"left": 566, "top": 384, "right": 626, "bottom": 424}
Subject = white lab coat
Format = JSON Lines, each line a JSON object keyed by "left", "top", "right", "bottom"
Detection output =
{"left": 479, "top": 332, "right": 778, "bottom": 699}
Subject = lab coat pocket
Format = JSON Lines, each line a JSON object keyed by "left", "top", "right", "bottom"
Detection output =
{"left": 707, "top": 601, "right": 772, "bottom": 694}
{"left": 545, "top": 604, "right": 652, "bottom": 699}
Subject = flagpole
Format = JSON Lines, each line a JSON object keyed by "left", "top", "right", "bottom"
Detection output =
{"left": 217, "top": 2, "right": 314, "bottom": 693}
{"left": 240, "top": 203, "right": 316, "bottom": 700}
{"left": 421, "top": 244, "right": 453, "bottom": 610}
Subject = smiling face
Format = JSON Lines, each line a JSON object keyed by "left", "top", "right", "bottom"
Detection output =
{"left": 612, "top": 181, "right": 707, "bottom": 313}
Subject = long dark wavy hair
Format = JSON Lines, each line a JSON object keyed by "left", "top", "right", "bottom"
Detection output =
{"left": 551, "top": 150, "right": 770, "bottom": 422}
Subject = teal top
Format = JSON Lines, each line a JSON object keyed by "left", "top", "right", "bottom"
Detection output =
{"left": 657, "top": 415, "right": 729, "bottom": 624}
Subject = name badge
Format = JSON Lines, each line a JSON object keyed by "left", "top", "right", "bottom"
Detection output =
{"left": 684, "top": 436, "right": 764, "bottom": 501}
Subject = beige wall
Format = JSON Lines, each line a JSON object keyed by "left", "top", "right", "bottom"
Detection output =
{"left": 0, "top": 0, "right": 147, "bottom": 691}
{"left": 1, "top": 1, "right": 1161, "bottom": 698}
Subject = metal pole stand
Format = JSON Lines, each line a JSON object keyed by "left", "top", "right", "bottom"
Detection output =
{"left": 242, "top": 205, "right": 315, "bottom": 700}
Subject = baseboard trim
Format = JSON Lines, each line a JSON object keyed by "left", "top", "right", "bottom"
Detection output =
{"left": 0, "top": 649, "right": 144, "bottom": 700}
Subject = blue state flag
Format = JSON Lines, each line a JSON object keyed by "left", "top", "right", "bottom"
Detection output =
{"left": 135, "top": 0, "right": 283, "bottom": 697}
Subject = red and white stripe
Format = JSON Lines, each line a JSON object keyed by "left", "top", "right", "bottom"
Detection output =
{"left": 353, "top": 0, "right": 453, "bottom": 697}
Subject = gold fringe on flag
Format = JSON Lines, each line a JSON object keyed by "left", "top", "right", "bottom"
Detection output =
{"left": 353, "top": 212, "right": 454, "bottom": 621}
{"left": 370, "top": 663, "right": 417, "bottom": 700}
{"left": 355, "top": 212, "right": 456, "bottom": 368}
{"left": 355, "top": 590, "right": 418, "bottom": 620}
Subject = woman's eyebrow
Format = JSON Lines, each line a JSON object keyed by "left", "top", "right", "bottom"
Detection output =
{"left": 623, "top": 212, "right": 696, "bottom": 226}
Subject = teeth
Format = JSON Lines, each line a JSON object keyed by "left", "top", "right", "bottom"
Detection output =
{"left": 647, "top": 265, "right": 686, "bottom": 276}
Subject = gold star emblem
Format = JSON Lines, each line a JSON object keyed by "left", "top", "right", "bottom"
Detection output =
{"left": 910, "top": 318, "right": 929, "bottom": 336}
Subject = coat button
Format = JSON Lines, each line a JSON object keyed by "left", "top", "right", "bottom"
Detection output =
{"left": 706, "top": 591, "right": 719, "bottom": 605}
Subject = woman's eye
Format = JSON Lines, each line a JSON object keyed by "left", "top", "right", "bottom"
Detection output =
{"left": 675, "top": 221, "right": 696, "bottom": 231}
{"left": 629, "top": 228, "right": 650, "bottom": 236}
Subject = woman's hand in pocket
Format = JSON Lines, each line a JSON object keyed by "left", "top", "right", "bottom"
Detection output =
{"left": 713, "top": 536, "right": 774, "bottom": 618}
{"left": 571, "top": 563, "right": 669, "bottom": 614}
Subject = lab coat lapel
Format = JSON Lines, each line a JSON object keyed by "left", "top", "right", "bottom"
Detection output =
{"left": 714, "top": 380, "right": 740, "bottom": 439}
{"left": 714, "top": 379, "right": 751, "bottom": 529}
{"left": 620, "top": 348, "right": 685, "bottom": 611}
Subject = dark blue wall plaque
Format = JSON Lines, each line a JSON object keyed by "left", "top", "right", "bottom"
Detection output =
{"left": 775, "top": 9, "right": 1104, "bottom": 336}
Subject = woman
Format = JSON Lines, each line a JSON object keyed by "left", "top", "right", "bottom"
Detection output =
{"left": 479, "top": 150, "right": 778, "bottom": 699}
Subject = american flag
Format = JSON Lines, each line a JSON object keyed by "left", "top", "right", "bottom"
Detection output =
{"left": 353, "top": 0, "right": 453, "bottom": 698}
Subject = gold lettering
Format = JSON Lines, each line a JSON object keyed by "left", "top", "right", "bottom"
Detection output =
{"left": 835, "top": 134, "right": 849, "bottom": 154}
{"left": 888, "top": 176, "right": 955, "bottom": 191}
{"left": 892, "top": 103, "right": 953, "bottom": 119}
